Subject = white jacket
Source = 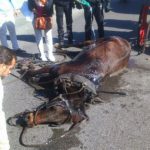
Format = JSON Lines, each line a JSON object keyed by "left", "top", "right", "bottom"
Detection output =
{"left": 0, "top": 77, "right": 10, "bottom": 150}
{"left": 0, "top": 0, "right": 19, "bottom": 24}
{"left": 0, "top": 78, "right": 3, "bottom": 111}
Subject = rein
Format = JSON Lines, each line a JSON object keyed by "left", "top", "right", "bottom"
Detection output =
{"left": 7, "top": 97, "right": 71, "bottom": 147}
{"left": 19, "top": 124, "right": 76, "bottom": 148}
{"left": 56, "top": 73, "right": 97, "bottom": 95}
{"left": 18, "top": 98, "right": 72, "bottom": 147}
{"left": 8, "top": 83, "right": 85, "bottom": 147}
{"left": 8, "top": 58, "right": 128, "bottom": 147}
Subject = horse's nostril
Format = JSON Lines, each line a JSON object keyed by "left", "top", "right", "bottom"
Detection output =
{"left": 24, "top": 115, "right": 30, "bottom": 122}
{"left": 15, "top": 116, "right": 28, "bottom": 127}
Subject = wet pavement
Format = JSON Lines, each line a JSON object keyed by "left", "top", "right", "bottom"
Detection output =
{"left": 2, "top": 0, "right": 150, "bottom": 150}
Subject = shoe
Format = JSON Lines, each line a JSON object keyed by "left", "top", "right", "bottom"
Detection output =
{"left": 59, "top": 41, "right": 65, "bottom": 47}
{"left": 13, "top": 48, "right": 22, "bottom": 54}
{"left": 68, "top": 34, "right": 73, "bottom": 45}
{"left": 68, "top": 40, "right": 73, "bottom": 47}
{"left": 14, "top": 48, "right": 22, "bottom": 52}
{"left": 48, "top": 55, "right": 55, "bottom": 62}
{"left": 40, "top": 56, "right": 48, "bottom": 61}
{"left": 54, "top": 43, "right": 66, "bottom": 49}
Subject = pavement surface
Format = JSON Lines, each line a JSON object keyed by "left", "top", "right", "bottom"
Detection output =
{"left": 2, "top": 0, "right": 150, "bottom": 150}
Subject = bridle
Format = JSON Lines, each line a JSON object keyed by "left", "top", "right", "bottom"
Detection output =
{"left": 7, "top": 74, "right": 93, "bottom": 147}
{"left": 7, "top": 72, "right": 126, "bottom": 147}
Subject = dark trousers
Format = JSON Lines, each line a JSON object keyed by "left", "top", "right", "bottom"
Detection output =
{"left": 55, "top": 3, "right": 73, "bottom": 44}
{"left": 83, "top": 2, "right": 104, "bottom": 41}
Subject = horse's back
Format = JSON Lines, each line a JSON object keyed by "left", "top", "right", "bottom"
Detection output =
{"left": 81, "top": 36, "right": 131, "bottom": 76}
{"left": 94, "top": 36, "right": 131, "bottom": 56}
{"left": 56, "top": 36, "right": 131, "bottom": 78}
{"left": 96, "top": 36, "right": 131, "bottom": 76}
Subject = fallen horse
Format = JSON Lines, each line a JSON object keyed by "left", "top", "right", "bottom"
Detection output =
{"left": 8, "top": 36, "right": 131, "bottom": 146}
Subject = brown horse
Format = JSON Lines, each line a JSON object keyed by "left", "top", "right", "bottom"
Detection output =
{"left": 10, "top": 36, "right": 131, "bottom": 130}
{"left": 26, "top": 36, "right": 131, "bottom": 83}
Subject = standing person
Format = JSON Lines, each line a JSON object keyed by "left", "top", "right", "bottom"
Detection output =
{"left": 28, "top": 0, "right": 55, "bottom": 62}
{"left": 0, "top": 0, "right": 21, "bottom": 51}
{"left": 81, "top": 0, "right": 111, "bottom": 41}
{"left": 0, "top": 46, "right": 17, "bottom": 150}
{"left": 54, "top": 0, "right": 73, "bottom": 47}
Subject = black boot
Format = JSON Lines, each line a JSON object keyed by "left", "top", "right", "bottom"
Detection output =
{"left": 85, "top": 29, "right": 92, "bottom": 41}
{"left": 98, "top": 30, "right": 104, "bottom": 38}
{"left": 68, "top": 33, "right": 73, "bottom": 45}
{"left": 66, "top": 28, "right": 73, "bottom": 45}
{"left": 58, "top": 30, "right": 65, "bottom": 47}
{"left": 98, "top": 25, "right": 104, "bottom": 38}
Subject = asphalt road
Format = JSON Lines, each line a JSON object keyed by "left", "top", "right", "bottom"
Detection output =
{"left": 2, "top": 0, "right": 150, "bottom": 150}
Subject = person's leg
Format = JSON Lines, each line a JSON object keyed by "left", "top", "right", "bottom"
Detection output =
{"left": 55, "top": 5, "right": 64, "bottom": 45}
{"left": 83, "top": 5, "right": 93, "bottom": 41}
{"left": 64, "top": 3, "right": 73, "bottom": 44}
{"left": 0, "top": 111, "right": 10, "bottom": 150}
{"left": 45, "top": 29, "right": 55, "bottom": 62}
{"left": 0, "top": 23, "right": 9, "bottom": 48}
{"left": 93, "top": 3, "right": 104, "bottom": 38}
{"left": 34, "top": 28, "right": 47, "bottom": 61}
{"left": 6, "top": 20, "right": 19, "bottom": 50}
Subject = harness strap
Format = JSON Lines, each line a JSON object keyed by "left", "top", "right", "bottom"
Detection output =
{"left": 57, "top": 73, "right": 97, "bottom": 95}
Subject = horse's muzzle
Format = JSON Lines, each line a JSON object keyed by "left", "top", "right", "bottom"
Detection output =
{"left": 7, "top": 112, "right": 35, "bottom": 128}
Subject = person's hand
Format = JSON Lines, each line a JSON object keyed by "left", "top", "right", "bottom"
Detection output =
{"left": 72, "top": 0, "right": 82, "bottom": 9}
{"left": 75, "top": 1, "right": 82, "bottom": 9}
{"left": 105, "top": 3, "right": 111, "bottom": 13}
{"left": 14, "top": 9, "right": 21, "bottom": 16}
{"left": 32, "top": 8, "right": 37, "bottom": 15}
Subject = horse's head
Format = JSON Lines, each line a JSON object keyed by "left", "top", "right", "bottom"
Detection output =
{"left": 8, "top": 94, "right": 88, "bottom": 129}
{"left": 8, "top": 73, "right": 96, "bottom": 129}
{"left": 17, "top": 103, "right": 70, "bottom": 128}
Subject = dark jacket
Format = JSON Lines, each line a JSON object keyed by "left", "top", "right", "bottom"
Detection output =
{"left": 53, "top": 0, "right": 73, "bottom": 6}
{"left": 28, "top": 0, "right": 53, "bottom": 17}
{"left": 86, "top": 0, "right": 111, "bottom": 12}
{"left": 87, "top": 0, "right": 110, "bottom": 3}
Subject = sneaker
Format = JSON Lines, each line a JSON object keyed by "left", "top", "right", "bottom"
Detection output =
{"left": 48, "top": 55, "right": 55, "bottom": 62}
{"left": 14, "top": 48, "right": 22, "bottom": 52}
{"left": 40, "top": 56, "right": 48, "bottom": 61}
{"left": 13, "top": 48, "right": 23, "bottom": 54}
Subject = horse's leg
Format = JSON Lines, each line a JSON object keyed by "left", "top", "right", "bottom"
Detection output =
{"left": 69, "top": 109, "right": 87, "bottom": 131}
{"left": 91, "top": 95, "right": 105, "bottom": 104}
